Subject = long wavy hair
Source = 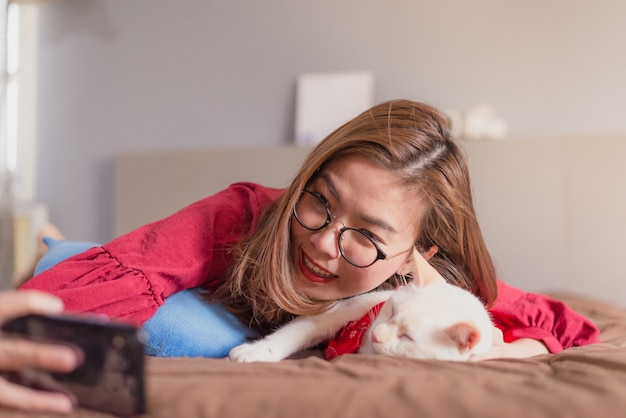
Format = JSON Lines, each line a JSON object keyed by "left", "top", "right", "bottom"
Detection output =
{"left": 211, "top": 99, "right": 497, "bottom": 334}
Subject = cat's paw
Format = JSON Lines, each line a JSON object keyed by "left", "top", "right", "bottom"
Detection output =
{"left": 229, "top": 342, "right": 284, "bottom": 363}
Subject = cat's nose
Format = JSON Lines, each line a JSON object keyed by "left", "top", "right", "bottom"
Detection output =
{"left": 371, "top": 324, "right": 394, "bottom": 344}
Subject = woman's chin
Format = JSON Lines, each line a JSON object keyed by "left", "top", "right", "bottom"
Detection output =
{"left": 295, "top": 275, "right": 340, "bottom": 301}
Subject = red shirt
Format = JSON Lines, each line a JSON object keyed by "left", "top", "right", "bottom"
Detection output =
{"left": 21, "top": 182, "right": 600, "bottom": 351}
{"left": 21, "top": 183, "right": 283, "bottom": 326}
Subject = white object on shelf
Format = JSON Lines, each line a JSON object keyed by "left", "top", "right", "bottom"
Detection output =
{"left": 295, "top": 71, "right": 375, "bottom": 146}
{"left": 463, "top": 104, "right": 508, "bottom": 140}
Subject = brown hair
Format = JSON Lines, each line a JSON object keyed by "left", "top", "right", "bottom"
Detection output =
{"left": 212, "top": 99, "right": 497, "bottom": 333}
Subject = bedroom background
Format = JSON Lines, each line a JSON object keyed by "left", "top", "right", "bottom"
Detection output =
{"left": 2, "top": 1, "right": 626, "bottom": 302}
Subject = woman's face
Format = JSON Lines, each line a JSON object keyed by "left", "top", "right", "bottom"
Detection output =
{"left": 290, "top": 154, "right": 424, "bottom": 301}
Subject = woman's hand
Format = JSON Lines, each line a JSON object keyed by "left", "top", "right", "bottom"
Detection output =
{"left": 470, "top": 327, "right": 549, "bottom": 361}
{"left": 0, "top": 290, "right": 80, "bottom": 413}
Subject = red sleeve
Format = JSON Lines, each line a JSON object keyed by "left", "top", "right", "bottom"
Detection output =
{"left": 20, "top": 182, "right": 284, "bottom": 326}
{"left": 488, "top": 280, "right": 600, "bottom": 353}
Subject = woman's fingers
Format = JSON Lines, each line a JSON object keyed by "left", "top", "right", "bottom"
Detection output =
{"left": 0, "top": 339, "right": 79, "bottom": 372}
{"left": 0, "top": 376, "right": 74, "bottom": 413}
{"left": 0, "top": 291, "right": 77, "bottom": 413}
{"left": 0, "top": 291, "right": 64, "bottom": 322}
{"left": 0, "top": 289, "right": 77, "bottom": 375}
{"left": 492, "top": 327, "right": 504, "bottom": 346}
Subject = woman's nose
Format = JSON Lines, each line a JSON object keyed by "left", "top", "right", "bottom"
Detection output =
{"left": 309, "top": 225, "right": 341, "bottom": 259}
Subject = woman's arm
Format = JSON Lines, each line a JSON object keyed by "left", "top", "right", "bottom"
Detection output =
{"left": 470, "top": 327, "right": 549, "bottom": 361}
{"left": 488, "top": 280, "right": 600, "bottom": 354}
{"left": 21, "top": 183, "right": 284, "bottom": 326}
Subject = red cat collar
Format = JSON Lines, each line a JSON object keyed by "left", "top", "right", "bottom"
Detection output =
{"left": 324, "top": 302, "right": 386, "bottom": 360}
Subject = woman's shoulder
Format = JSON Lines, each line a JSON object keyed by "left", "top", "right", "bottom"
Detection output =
{"left": 177, "top": 182, "right": 285, "bottom": 215}
{"left": 227, "top": 182, "right": 285, "bottom": 200}
{"left": 205, "top": 182, "right": 285, "bottom": 203}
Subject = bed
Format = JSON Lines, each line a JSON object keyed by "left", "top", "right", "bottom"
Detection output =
{"left": 108, "top": 293, "right": 626, "bottom": 417}
{"left": 5, "top": 292, "right": 626, "bottom": 418}
{"left": 7, "top": 137, "right": 626, "bottom": 417}
{"left": 148, "top": 294, "right": 626, "bottom": 418}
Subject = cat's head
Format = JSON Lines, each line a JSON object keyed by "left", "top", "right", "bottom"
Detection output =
{"left": 359, "top": 282, "right": 493, "bottom": 361}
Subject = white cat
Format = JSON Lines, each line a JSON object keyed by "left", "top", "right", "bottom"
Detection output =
{"left": 229, "top": 280, "right": 494, "bottom": 363}
{"left": 358, "top": 281, "right": 494, "bottom": 361}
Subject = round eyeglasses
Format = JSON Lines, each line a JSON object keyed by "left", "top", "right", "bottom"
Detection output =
{"left": 293, "top": 190, "right": 411, "bottom": 268}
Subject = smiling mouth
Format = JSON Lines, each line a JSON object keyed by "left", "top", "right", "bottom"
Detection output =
{"left": 300, "top": 252, "right": 337, "bottom": 282}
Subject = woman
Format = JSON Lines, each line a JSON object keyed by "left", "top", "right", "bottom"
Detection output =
{"left": 7, "top": 99, "right": 598, "bottom": 411}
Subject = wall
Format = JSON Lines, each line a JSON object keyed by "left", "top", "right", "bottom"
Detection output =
{"left": 36, "top": 0, "right": 626, "bottom": 244}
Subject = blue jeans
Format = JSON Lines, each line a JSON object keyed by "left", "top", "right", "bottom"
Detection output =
{"left": 36, "top": 238, "right": 257, "bottom": 358}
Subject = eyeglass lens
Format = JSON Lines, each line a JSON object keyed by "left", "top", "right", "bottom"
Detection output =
{"left": 294, "top": 191, "right": 382, "bottom": 267}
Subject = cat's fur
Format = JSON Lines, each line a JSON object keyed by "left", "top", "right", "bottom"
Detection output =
{"left": 358, "top": 281, "right": 493, "bottom": 360}
{"left": 229, "top": 280, "right": 494, "bottom": 362}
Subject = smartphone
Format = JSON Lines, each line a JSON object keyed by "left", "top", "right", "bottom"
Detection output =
{"left": 1, "top": 313, "right": 146, "bottom": 416}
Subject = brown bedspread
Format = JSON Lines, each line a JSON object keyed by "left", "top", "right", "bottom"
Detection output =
{"left": 5, "top": 292, "right": 626, "bottom": 418}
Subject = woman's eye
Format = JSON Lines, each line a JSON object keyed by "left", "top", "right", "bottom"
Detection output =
{"left": 358, "top": 228, "right": 385, "bottom": 245}
{"left": 318, "top": 194, "right": 330, "bottom": 207}
{"left": 311, "top": 190, "right": 330, "bottom": 207}
{"left": 359, "top": 228, "right": 375, "bottom": 239}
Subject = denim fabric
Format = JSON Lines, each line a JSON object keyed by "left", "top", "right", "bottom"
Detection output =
{"left": 35, "top": 238, "right": 255, "bottom": 358}
{"left": 34, "top": 238, "right": 100, "bottom": 275}
{"left": 142, "top": 289, "right": 257, "bottom": 357}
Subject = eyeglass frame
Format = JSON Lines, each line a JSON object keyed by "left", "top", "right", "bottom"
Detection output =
{"left": 292, "top": 189, "right": 413, "bottom": 268}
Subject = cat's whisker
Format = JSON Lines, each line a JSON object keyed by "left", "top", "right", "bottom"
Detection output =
{"left": 394, "top": 272, "right": 411, "bottom": 287}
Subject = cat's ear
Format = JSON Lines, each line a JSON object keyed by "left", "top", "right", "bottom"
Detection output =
{"left": 409, "top": 247, "right": 445, "bottom": 288}
{"left": 444, "top": 322, "right": 481, "bottom": 353}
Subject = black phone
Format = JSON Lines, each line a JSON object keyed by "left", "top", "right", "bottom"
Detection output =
{"left": 1, "top": 313, "right": 146, "bottom": 416}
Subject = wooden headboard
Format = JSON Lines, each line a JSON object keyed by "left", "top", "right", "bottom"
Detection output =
{"left": 114, "top": 137, "right": 626, "bottom": 308}
{"left": 114, "top": 146, "right": 312, "bottom": 236}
